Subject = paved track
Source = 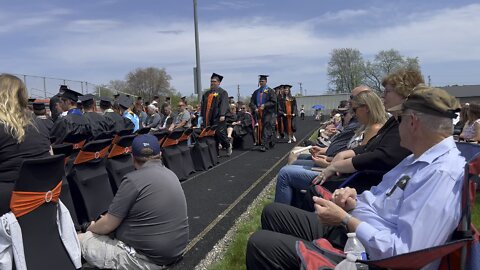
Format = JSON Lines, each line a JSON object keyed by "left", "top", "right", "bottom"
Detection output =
{"left": 173, "top": 117, "right": 318, "bottom": 269}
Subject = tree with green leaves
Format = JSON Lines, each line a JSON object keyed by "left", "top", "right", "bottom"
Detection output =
{"left": 327, "top": 48, "right": 365, "bottom": 93}
{"left": 124, "top": 67, "right": 177, "bottom": 101}
{"left": 363, "top": 49, "right": 422, "bottom": 92}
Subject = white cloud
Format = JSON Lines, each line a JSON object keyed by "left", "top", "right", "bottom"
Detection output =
{"left": 201, "top": 1, "right": 264, "bottom": 11}
{"left": 3, "top": 4, "right": 480, "bottom": 95}
{"left": 0, "top": 8, "right": 71, "bottom": 33}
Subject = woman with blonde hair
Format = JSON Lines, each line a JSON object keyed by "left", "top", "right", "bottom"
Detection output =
{"left": 0, "top": 74, "right": 51, "bottom": 215}
{"left": 347, "top": 90, "right": 388, "bottom": 148}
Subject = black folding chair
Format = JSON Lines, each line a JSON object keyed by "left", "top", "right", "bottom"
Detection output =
{"left": 67, "top": 139, "right": 113, "bottom": 223}
{"left": 191, "top": 127, "right": 213, "bottom": 171}
{"left": 106, "top": 134, "right": 136, "bottom": 193}
{"left": 13, "top": 154, "right": 77, "bottom": 270}
{"left": 161, "top": 129, "right": 188, "bottom": 180}
{"left": 136, "top": 127, "right": 151, "bottom": 135}
{"left": 177, "top": 128, "right": 196, "bottom": 177}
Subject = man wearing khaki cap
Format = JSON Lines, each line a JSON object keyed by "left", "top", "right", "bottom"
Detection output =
{"left": 246, "top": 86, "right": 464, "bottom": 270}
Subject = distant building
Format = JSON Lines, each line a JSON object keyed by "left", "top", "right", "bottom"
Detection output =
{"left": 441, "top": 85, "right": 480, "bottom": 104}
{"left": 295, "top": 93, "right": 349, "bottom": 116}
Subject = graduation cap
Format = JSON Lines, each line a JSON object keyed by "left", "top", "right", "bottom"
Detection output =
{"left": 33, "top": 102, "right": 46, "bottom": 111}
{"left": 211, "top": 73, "right": 224, "bottom": 82}
{"left": 28, "top": 98, "right": 36, "bottom": 104}
{"left": 181, "top": 96, "right": 187, "bottom": 100}
{"left": 228, "top": 96, "right": 234, "bottom": 99}
{"left": 258, "top": 75, "right": 269, "bottom": 81}
{"left": 78, "top": 94, "right": 95, "bottom": 107}
{"left": 61, "top": 88, "right": 83, "bottom": 102}
{"left": 113, "top": 93, "right": 120, "bottom": 98}
{"left": 165, "top": 97, "right": 171, "bottom": 101}
{"left": 99, "top": 97, "right": 113, "bottom": 108}
{"left": 284, "top": 84, "right": 292, "bottom": 88}
{"left": 118, "top": 95, "right": 133, "bottom": 109}
{"left": 59, "top": 85, "right": 69, "bottom": 92}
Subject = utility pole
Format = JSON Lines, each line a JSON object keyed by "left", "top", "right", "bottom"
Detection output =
{"left": 193, "top": 0, "right": 202, "bottom": 103}
{"left": 237, "top": 84, "right": 240, "bottom": 103}
{"left": 298, "top": 82, "right": 303, "bottom": 96}
{"left": 428, "top": 75, "right": 431, "bottom": 86}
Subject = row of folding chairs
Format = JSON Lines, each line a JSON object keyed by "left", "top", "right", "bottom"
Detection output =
{"left": 52, "top": 125, "right": 221, "bottom": 226}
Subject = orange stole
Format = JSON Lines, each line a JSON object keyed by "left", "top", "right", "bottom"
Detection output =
{"left": 286, "top": 100, "right": 293, "bottom": 135}
{"left": 205, "top": 93, "right": 215, "bottom": 127}
{"left": 10, "top": 181, "right": 62, "bottom": 218}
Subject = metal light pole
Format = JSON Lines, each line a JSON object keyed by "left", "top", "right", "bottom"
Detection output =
{"left": 193, "top": 0, "right": 202, "bottom": 103}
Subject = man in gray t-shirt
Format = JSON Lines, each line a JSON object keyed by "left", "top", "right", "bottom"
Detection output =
{"left": 79, "top": 134, "right": 189, "bottom": 269}
{"left": 169, "top": 101, "right": 191, "bottom": 131}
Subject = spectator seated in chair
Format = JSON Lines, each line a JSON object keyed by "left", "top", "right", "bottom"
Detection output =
{"left": 246, "top": 85, "right": 464, "bottom": 270}
{"left": 78, "top": 134, "right": 189, "bottom": 269}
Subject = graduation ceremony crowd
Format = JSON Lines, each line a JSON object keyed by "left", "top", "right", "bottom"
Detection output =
{"left": 0, "top": 67, "right": 478, "bottom": 269}
{"left": 0, "top": 72, "right": 303, "bottom": 269}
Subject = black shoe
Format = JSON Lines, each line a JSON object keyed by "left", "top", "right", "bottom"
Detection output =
{"left": 269, "top": 141, "right": 275, "bottom": 148}
{"left": 260, "top": 146, "right": 267, "bottom": 152}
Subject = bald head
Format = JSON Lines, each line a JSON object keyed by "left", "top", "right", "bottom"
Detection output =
{"left": 351, "top": 85, "right": 371, "bottom": 98}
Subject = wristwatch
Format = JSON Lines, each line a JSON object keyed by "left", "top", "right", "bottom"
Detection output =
{"left": 341, "top": 213, "right": 353, "bottom": 228}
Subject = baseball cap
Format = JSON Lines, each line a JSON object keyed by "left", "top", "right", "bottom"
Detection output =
{"left": 132, "top": 134, "right": 161, "bottom": 157}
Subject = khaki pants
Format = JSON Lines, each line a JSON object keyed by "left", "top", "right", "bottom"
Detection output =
{"left": 79, "top": 232, "right": 166, "bottom": 270}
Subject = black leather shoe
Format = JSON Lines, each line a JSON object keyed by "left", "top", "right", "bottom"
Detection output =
{"left": 260, "top": 146, "right": 267, "bottom": 152}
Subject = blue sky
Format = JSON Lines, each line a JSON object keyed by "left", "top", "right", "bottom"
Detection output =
{"left": 1, "top": 0, "right": 479, "bottom": 98}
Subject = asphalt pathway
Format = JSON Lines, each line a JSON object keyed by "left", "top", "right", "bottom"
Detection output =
{"left": 173, "top": 117, "right": 318, "bottom": 269}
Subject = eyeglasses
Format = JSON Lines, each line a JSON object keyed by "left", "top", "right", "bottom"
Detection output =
{"left": 240, "top": 107, "right": 246, "bottom": 110}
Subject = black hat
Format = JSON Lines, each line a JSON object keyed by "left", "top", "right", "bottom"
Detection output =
{"left": 258, "top": 75, "right": 269, "bottom": 81}
{"left": 59, "top": 85, "right": 69, "bottom": 92}
{"left": 79, "top": 94, "right": 95, "bottom": 107}
{"left": 28, "top": 98, "right": 36, "bottom": 103}
{"left": 181, "top": 96, "right": 187, "bottom": 100}
{"left": 284, "top": 84, "right": 292, "bottom": 88}
{"left": 118, "top": 95, "right": 133, "bottom": 109}
{"left": 99, "top": 97, "right": 113, "bottom": 108}
{"left": 33, "top": 102, "right": 46, "bottom": 110}
{"left": 113, "top": 93, "right": 120, "bottom": 98}
{"left": 211, "top": 73, "right": 224, "bottom": 82}
{"left": 165, "top": 97, "right": 171, "bottom": 101}
{"left": 61, "top": 89, "right": 83, "bottom": 102}
{"left": 228, "top": 96, "right": 234, "bottom": 99}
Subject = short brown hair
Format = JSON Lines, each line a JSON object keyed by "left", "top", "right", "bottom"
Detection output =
{"left": 381, "top": 69, "right": 424, "bottom": 98}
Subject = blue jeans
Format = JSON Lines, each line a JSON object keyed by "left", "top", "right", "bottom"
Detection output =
{"left": 274, "top": 165, "right": 318, "bottom": 205}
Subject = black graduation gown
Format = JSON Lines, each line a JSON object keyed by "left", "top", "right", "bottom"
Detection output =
{"left": 200, "top": 87, "right": 229, "bottom": 127}
{"left": 233, "top": 111, "right": 253, "bottom": 137}
{"left": 279, "top": 97, "right": 298, "bottom": 133}
{"left": 84, "top": 112, "right": 115, "bottom": 140}
{"left": 104, "top": 111, "right": 134, "bottom": 134}
{"left": 34, "top": 115, "right": 54, "bottom": 138}
{"left": 50, "top": 113, "right": 91, "bottom": 144}
{"left": 250, "top": 87, "right": 277, "bottom": 147}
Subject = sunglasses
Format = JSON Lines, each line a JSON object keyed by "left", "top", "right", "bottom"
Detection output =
{"left": 240, "top": 107, "right": 246, "bottom": 110}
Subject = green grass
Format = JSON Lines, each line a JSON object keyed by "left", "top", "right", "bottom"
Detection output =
{"left": 473, "top": 196, "right": 480, "bottom": 228}
{"left": 208, "top": 184, "right": 275, "bottom": 270}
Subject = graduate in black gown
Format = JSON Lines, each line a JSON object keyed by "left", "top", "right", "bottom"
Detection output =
{"left": 99, "top": 97, "right": 134, "bottom": 134}
{"left": 250, "top": 75, "right": 277, "bottom": 152}
{"left": 279, "top": 84, "right": 298, "bottom": 143}
{"left": 32, "top": 102, "right": 54, "bottom": 138}
{"left": 50, "top": 88, "right": 91, "bottom": 145}
{"left": 80, "top": 94, "right": 115, "bottom": 140}
{"left": 201, "top": 73, "right": 231, "bottom": 156}
{"left": 275, "top": 85, "right": 286, "bottom": 139}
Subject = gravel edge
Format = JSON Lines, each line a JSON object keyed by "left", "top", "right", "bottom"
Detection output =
{"left": 193, "top": 177, "right": 276, "bottom": 270}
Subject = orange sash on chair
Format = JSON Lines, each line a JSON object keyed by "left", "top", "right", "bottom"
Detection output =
{"left": 162, "top": 137, "right": 178, "bottom": 148}
{"left": 205, "top": 93, "right": 215, "bottom": 127}
{"left": 10, "top": 181, "right": 62, "bottom": 218}
{"left": 108, "top": 144, "right": 132, "bottom": 158}
{"left": 73, "top": 145, "right": 110, "bottom": 165}
{"left": 286, "top": 100, "right": 293, "bottom": 136}
{"left": 64, "top": 140, "right": 86, "bottom": 150}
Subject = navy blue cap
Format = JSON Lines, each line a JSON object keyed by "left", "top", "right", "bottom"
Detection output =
{"left": 132, "top": 134, "right": 161, "bottom": 157}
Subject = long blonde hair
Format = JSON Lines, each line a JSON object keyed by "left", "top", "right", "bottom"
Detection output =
{"left": 0, "top": 74, "right": 33, "bottom": 143}
{"left": 352, "top": 91, "right": 388, "bottom": 135}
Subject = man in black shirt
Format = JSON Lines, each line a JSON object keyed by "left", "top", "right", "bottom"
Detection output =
{"left": 32, "top": 102, "right": 54, "bottom": 137}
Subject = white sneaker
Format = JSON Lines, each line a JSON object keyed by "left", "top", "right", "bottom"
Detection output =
{"left": 288, "top": 139, "right": 292, "bottom": 143}
{"left": 292, "top": 136, "right": 297, "bottom": 142}
{"left": 227, "top": 143, "right": 233, "bottom": 156}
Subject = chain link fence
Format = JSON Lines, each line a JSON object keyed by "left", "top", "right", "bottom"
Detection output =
{"left": 9, "top": 73, "right": 131, "bottom": 98}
